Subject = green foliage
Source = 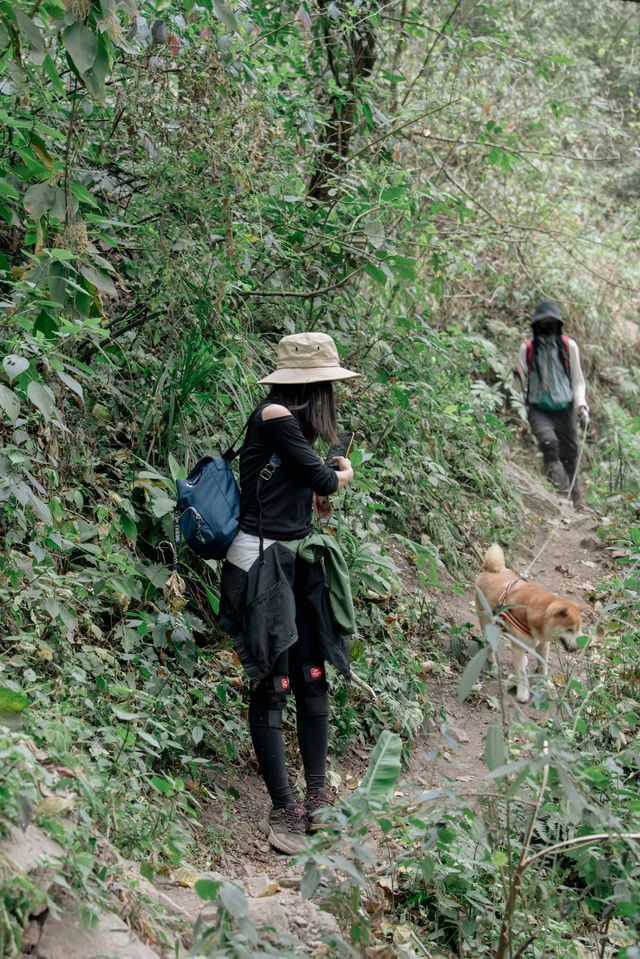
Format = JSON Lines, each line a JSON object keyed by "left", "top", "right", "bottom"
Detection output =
{"left": 1, "top": 0, "right": 639, "bottom": 953}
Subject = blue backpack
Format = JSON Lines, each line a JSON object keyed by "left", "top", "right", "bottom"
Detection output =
{"left": 173, "top": 412, "right": 278, "bottom": 564}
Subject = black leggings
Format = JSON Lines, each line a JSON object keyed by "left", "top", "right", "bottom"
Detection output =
{"left": 249, "top": 574, "right": 328, "bottom": 808}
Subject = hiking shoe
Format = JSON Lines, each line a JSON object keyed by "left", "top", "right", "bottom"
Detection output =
{"left": 305, "top": 787, "right": 338, "bottom": 832}
{"left": 259, "top": 803, "right": 308, "bottom": 854}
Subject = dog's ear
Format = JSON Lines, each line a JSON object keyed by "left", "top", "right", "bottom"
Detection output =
{"left": 549, "top": 601, "right": 570, "bottom": 619}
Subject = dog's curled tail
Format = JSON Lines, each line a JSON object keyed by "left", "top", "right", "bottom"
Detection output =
{"left": 483, "top": 543, "right": 506, "bottom": 573}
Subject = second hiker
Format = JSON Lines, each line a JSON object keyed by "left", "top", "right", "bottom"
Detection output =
{"left": 516, "top": 299, "right": 589, "bottom": 507}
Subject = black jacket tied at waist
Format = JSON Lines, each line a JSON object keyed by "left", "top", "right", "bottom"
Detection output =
{"left": 218, "top": 542, "right": 351, "bottom": 686}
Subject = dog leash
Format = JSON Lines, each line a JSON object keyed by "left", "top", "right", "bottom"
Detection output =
{"left": 521, "top": 417, "right": 590, "bottom": 580}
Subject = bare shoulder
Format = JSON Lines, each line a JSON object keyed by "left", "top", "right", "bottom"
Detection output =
{"left": 261, "top": 404, "right": 292, "bottom": 421}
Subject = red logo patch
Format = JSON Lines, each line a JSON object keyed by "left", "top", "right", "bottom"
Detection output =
{"left": 309, "top": 666, "right": 323, "bottom": 680}
{"left": 280, "top": 677, "right": 289, "bottom": 690}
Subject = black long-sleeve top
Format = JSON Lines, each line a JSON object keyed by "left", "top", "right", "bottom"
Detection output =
{"left": 238, "top": 402, "right": 339, "bottom": 540}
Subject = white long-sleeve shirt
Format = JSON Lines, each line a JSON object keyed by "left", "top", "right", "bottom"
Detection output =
{"left": 517, "top": 337, "right": 588, "bottom": 411}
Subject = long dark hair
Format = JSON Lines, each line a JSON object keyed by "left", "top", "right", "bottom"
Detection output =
{"left": 530, "top": 323, "right": 570, "bottom": 381}
{"left": 267, "top": 382, "right": 338, "bottom": 445}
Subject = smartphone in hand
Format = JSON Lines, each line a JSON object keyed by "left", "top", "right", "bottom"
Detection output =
{"left": 325, "top": 432, "right": 354, "bottom": 469}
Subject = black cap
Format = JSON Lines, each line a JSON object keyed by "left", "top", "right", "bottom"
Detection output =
{"left": 532, "top": 299, "right": 563, "bottom": 326}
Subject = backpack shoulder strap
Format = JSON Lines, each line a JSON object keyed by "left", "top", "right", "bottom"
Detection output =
{"left": 525, "top": 340, "right": 533, "bottom": 371}
{"left": 223, "top": 407, "right": 260, "bottom": 462}
{"left": 560, "top": 334, "right": 571, "bottom": 375}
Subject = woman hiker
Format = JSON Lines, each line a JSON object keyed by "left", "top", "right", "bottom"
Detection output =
{"left": 219, "top": 332, "right": 359, "bottom": 855}
{"left": 515, "top": 299, "right": 589, "bottom": 507}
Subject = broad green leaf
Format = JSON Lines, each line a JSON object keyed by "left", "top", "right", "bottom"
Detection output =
{"left": 62, "top": 23, "right": 98, "bottom": 75}
{"left": 3, "top": 354, "right": 29, "bottom": 382}
{"left": 43, "top": 54, "right": 64, "bottom": 96}
{"left": 136, "top": 729, "right": 160, "bottom": 749}
{"left": 219, "top": 883, "right": 249, "bottom": 920}
{"left": 457, "top": 647, "right": 487, "bottom": 703}
{"left": 392, "top": 256, "right": 417, "bottom": 280}
{"left": 79, "top": 264, "right": 117, "bottom": 296}
{"left": 111, "top": 704, "right": 140, "bottom": 721}
{"left": 195, "top": 878, "right": 221, "bottom": 901}
{"left": 49, "top": 188, "right": 71, "bottom": 222}
{"left": 364, "top": 218, "right": 385, "bottom": 250}
{"left": 82, "top": 38, "right": 110, "bottom": 101}
{"left": 24, "top": 182, "right": 55, "bottom": 219}
{"left": 191, "top": 725, "right": 204, "bottom": 744}
{"left": 120, "top": 513, "right": 137, "bottom": 541}
{"left": 150, "top": 775, "right": 173, "bottom": 794}
{"left": 71, "top": 182, "right": 100, "bottom": 208}
{"left": 0, "top": 385, "right": 20, "bottom": 423}
{"left": 485, "top": 722, "right": 507, "bottom": 772}
{"left": 365, "top": 261, "right": 388, "bottom": 286}
{"left": 27, "top": 380, "right": 57, "bottom": 421}
{"left": 28, "top": 492, "right": 52, "bottom": 524}
{"left": 56, "top": 370, "right": 84, "bottom": 400}
{"left": 150, "top": 496, "right": 175, "bottom": 518}
{"left": 27, "top": 381, "right": 56, "bottom": 421}
{"left": 168, "top": 452, "right": 186, "bottom": 482}
{"left": 0, "top": 687, "right": 29, "bottom": 713}
{"left": 0, "top": 180, "right": 19, "bottom": 200}
{"left": 356, "top": 729, "right": 402, "bottom": 802}
{"left": 14, "top": 9, "right": 45, "bottom": 64}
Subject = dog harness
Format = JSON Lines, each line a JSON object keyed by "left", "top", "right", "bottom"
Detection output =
{"left": 492, "top": 578, "right": 533, "bottom": 638}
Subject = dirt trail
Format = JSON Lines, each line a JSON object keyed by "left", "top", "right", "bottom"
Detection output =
{"left": 407, "top": 459, "right": 608, "bottom": 795}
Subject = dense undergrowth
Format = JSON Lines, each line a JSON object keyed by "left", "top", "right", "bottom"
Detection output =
{"left": 1, "top": 0, "right": 639, "bottom": 955}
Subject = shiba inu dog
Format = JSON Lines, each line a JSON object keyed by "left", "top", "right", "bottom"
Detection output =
{"left": 475, "top": 544, "right": 585, "bottom": 703}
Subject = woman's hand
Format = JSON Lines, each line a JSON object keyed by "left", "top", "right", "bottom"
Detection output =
{"left": 333, "top": 456, "right": 354, "bottom": 489}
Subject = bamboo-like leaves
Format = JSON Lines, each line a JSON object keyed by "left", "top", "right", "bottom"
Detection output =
{"left": 356, "top": 729, "right": 403, "bottom": 802}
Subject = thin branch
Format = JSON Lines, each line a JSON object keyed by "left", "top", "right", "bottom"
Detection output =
{"left": 347, "top": 100, "right": 461, "bottom": 166}
{"left": 238, "top": 266, "right": 363, "bottom": 299}
{"left": 425, "top": 133, "right": 622, "bottom": 164}
{"left": 401, "top": 0, "right": 464, "bottom": 106}
{"left": 523, "top": 832, "right": 640, "bottom": 869}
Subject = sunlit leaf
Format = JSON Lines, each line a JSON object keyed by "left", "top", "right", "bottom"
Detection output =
{"left": 458, "top": 648, "right": 487, "bottom": 703}
{"left": 0, "top": 687, "right": 29, "bottom": 713}
{"left": 27, "top": 381, "right": 57, "bottom": 421}
{"left": 0, "top": 384, "right": 20, "bottom": 423}
{"left": 3, "top": 354, "right": 29, "bottom": 383}
{"left": 356, "top": 729, "right": 402, "bottom": 802}
{"left": 62, "top": 23, "right": 98, "bottom": 75}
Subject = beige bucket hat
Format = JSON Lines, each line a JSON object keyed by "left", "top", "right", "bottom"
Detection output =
{"left": 258, "top": 332, "right": 361, "bottom": 385}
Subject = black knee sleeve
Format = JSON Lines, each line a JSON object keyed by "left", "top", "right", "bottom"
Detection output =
{"left": 301, "top": 693, "right": 329, "bottom": 717}
{"left": 249, "top": 675, "right": 290, "bottom": 728}
{"left": 294, "top": 663, "right": 329, "bottom": 716}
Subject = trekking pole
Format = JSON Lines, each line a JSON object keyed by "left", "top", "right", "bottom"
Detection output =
{"left": 522, "top": 416, "right": 589, "bottom": 580}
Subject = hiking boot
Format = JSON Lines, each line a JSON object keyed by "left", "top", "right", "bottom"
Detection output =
{"left": 259, "top": 803, "right": 308, "bottom": 854}
{"left": 305, "top": 787, "right": 338, "bottom": 832}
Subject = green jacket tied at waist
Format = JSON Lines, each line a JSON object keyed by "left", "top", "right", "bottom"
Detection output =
{"left": 281, "top": 531, "right": 356, "bottom": 635}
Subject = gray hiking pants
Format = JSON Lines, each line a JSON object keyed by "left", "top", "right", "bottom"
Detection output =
{"left": 528, "top": 405, "right": 581, "bottom": 504}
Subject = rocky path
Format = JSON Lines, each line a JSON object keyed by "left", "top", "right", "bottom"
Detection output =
{"left": 6, "top": 460, "right": 614, "bottom": 958}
